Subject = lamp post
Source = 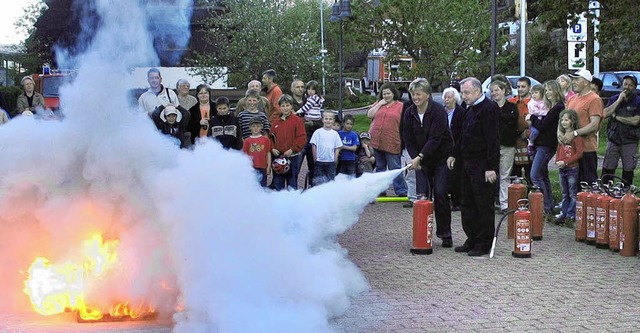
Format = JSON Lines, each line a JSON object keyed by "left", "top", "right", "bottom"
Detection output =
{"left": 319, "top": 0, "right": 327, "bottom": 96}
{"left": 329, "top": 0, "right": 353, "bottom": 120}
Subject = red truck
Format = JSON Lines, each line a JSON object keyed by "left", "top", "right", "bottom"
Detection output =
{"left": 32, "top": 69, "right": 76, "bottom": 110}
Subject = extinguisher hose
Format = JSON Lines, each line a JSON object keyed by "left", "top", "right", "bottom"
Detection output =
{"left": 489, "top": 209, "right": 518, "bottom": 258}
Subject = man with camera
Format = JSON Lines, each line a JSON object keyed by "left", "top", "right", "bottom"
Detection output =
{"left": 602, "top": 75, "right": 640, "bottom": 185}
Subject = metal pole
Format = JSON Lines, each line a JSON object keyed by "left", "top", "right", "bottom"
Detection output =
{"left": 338, "top": 20, "right": 343, "bottom": 120}
{"left": 490, "top": 0, "right": 496, "bottom": 77}
{"left": 320, "top": 0, "right": 327, "bottom": 96}
{"left": 590, "top": 0, "right": 600, "bottom": 77}
{"left": 519, "top": 0, "right": 526, "bottom": 77}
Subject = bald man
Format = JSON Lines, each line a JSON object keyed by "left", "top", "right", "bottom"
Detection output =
{"left": 234, "top": 80, "right": 272, "bottom": 117}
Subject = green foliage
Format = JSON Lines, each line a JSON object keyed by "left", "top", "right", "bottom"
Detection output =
{"left": 189, "top": 0, "right": 329, "bottom": 89}
{"left": 350, "top": 0, "right": 492, "bottom": 89}
{"left": 533, "top": 0, "right": 640, "bottom": 70}
{"left": 14, "top": 0, "right": 50, "bottom": 74}
{"left": 0, "top": 86, "right": 26, "bottom": 114}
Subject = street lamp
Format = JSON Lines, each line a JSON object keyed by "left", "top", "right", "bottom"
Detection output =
{"left": 329, "top": 0, "right": 353, "bottom": 120}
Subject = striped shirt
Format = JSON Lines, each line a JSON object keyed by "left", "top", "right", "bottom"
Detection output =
{"left": 296, "top": 94, "right": 324, "bottom": 121}
{"left": 237, "top": 110, "right": 271, "bottom": 139}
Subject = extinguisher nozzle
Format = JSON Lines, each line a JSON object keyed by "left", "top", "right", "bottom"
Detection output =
{"left": 489, "top": 237, "right": 497, "bottom": 258}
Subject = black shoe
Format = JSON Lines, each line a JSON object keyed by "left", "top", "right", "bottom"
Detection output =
{"left": 454, "top": 243, "right": 473, "bottom": 253}
{"left": 468, "top": 245, "right": 489, "bottom": 257}
{"left": 402, "top": 201, "right": 414, "bottom": 208}
{"left": 451, "top": 206, "right": 460, "bottom": 212}
{"left": 442, "top": 237, "right": 453, "bottom": 248}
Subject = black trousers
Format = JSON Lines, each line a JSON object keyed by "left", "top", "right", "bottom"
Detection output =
{"left": 579, "top": 151, "right": 598, "bottom": 185}
{"left": 460, "top": 159, "right": 496, "bottom": 249}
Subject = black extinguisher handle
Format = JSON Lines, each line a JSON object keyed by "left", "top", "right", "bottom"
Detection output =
{"left": 490, "top": 209, "right": 518, "bottom": 258}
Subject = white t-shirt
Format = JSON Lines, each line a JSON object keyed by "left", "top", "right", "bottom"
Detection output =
{"left": 310, "top": 127, "right": 343, "bottom": 162}
{"left": 138, "top": 86, "right": 179, "bottom": 114}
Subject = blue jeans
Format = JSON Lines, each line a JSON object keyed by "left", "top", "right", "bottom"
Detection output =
{"left": 255, "top": 168, "right": 267, "bottom": 187}
{"left": 373, "top": 149, "right": 407, "bottom": 196}
{"left": 313, "top": 161, "right": 337, "bottom": 186}
{"left": 273, "top": 154, "right": 302, "bottom": 191}
{"left": 559, "top": 166, "right": 579, "bottom": 219}
{"left": 338, "top": 160, "right": 356, "bottom": 177}
{"left": 416, "top": 162, "right": 452, "bottom": 238}
{"left": 530, "top": 145, "right": 555, "bottom": 213}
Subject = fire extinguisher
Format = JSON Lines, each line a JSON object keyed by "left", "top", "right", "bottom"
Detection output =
{"left": 585, "top": 183, "right": 599, "bottom": 245}
{"left": 513, "top": 199, "right": 532, "bottom": 258}
{"left": 619, "top": 186, "right": 639, "bottom": 257}
{"left": 608, "top": 186, "right": 623, "bottom": 252}
{"left": 595, "top": 183, "right": 612, "bottom": 249}
{"left": 575, "top": 181, "right": 590, "bottom": 242}
{"left": 410, "top": 199, "right": 433, "bottom": 255}
{"left": 529, "top": 186, "right": 544, "bottom": 241}
{"left": 507, "top": 176, "right": 527, "bottom": 240}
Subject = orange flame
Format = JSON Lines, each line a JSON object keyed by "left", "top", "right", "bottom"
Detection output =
{"left": 23, "top": 233, "right": 154, "bottom": 320}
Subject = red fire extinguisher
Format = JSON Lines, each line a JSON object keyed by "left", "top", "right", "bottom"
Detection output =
{"left": 513, "top": 199, "right": 532, "bottom": 258}
{"left": 619, "top": 188, "right": 639, "bottom": 257}
{"left": 585, "top": 183, "right": 598, "bottom": 245}
{"left": 528, "top": 186, "right": 544, "bottom": 241}
{"left": 507, "top": 177, "right": 527, "bottom": 239}
{"left": 609, "top": 190, "right": 623, "bottom": 252}
{"left": 575, "top": 182, "right": 590, "bottom": 242}
{"left": 410, "top": 199, "right": 433, "bottom": 255}
{"left": 595, "top": 184, "right": 612, "bottom": 249}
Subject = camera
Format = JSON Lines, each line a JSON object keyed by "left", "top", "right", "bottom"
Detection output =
{"left": 201, "top": 124, "right": 208, "bottom": 130}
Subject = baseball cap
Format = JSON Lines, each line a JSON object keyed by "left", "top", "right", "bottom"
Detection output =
{"left": 568, "top": 69, "right": 593, "bottom": 82}
{"left": 249, "top": 117, "right": 263, "bottom": 125}
{"left": 359, "top": 131, "right": 371, "bottom": 139}
{"left": 161, "top": 106, "right": 182, "bottom": 122}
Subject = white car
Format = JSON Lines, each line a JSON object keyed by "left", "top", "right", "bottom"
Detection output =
{"left": 482, "top": 75, "right": 542, "bottom": 99}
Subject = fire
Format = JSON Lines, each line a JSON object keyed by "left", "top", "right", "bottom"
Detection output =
{"left": 23, "top": 233, "right": 155, "bottom": 321}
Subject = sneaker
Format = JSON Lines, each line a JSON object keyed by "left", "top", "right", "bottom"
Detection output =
{"left": 442, "top": 237, "right": 453, "bottom": 248}
{"left": 553, "top": 217, "right": 565, "bottom": 226}
{"left": 402, "top": 201, "right": 414, "bottom": 208}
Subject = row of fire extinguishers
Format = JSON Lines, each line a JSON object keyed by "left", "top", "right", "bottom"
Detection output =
{"left": 408, "top": 175, "right": 640, "bottom": 258}
{"left": 574, "top": 176, "right": 640, "bottom": 256}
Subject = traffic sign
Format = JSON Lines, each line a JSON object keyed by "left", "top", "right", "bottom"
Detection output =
{"left": 567, "top": 15, "right": 588, "bottom": 42}
{"left": 568, "top": 41, "right": 586, "bottom": 70}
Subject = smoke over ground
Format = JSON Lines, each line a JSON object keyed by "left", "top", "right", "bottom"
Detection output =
{"left": 0, "top": 0, "right": 401, "bottom": 332}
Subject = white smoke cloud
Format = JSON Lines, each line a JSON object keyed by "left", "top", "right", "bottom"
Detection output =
{"left": 0, "top": 0, "right": 402, "bottom": 332}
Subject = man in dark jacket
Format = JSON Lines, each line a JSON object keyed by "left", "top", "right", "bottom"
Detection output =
{"left": 602, "top": 75, "right": 640, "bottom": 185}
{"left": 447, "top": 77, "right": 500, "bottom": 256}
{"left": 402, "top": 78, "right": 454, "bottom": 248}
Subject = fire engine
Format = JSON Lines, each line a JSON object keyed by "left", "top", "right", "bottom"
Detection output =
{"left": 32, "top": 67, "right": 76, "bottom": 110}
{"left": 365, "top": 50, "right": 416, "bottom": 92}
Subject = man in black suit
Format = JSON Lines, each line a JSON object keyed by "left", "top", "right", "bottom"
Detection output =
{"left": 447, "top": 77, "right": 500, "bottom": 256}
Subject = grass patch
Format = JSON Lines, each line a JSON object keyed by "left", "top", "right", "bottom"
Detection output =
{"left": 352, "top": 114, "right": 372, "bottom": 134}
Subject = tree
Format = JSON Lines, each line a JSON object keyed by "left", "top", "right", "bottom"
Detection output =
{"left": 13, "top": 0, "right": 49, "bottom": 74}
{"left": 533, "top": 0, "right": 640, "bottom": 70}
{"left": 348, "top": 0, "right": 492, "bottom": 89}
{"left": 189, "top": 0, "right": 329, "bottom": 89}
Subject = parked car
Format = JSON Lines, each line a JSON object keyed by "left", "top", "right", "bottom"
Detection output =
{"left": 481, "top": 75, "right": 541, "bottom": 99}
{"left": 597, "top": 71, "right": 640, "bottom": 105}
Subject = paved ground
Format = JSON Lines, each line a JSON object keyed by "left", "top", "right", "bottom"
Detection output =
{"left": 331, "top": 204, "right": 640, "bottom": 332}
